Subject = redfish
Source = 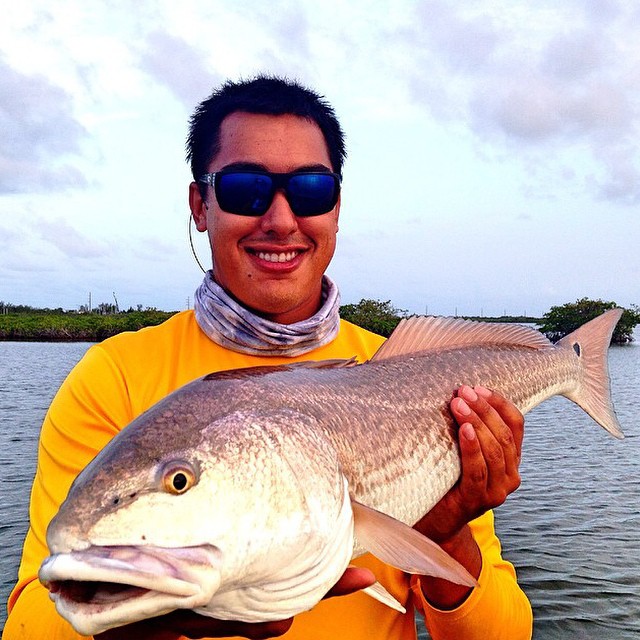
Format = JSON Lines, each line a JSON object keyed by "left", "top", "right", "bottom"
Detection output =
{"left": 39, "top": 310, "right": 623, "bottom": 635}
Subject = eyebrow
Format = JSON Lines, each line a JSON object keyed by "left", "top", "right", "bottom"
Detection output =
{"left": 219, "top": 162, "right": 334, "bottom": 173}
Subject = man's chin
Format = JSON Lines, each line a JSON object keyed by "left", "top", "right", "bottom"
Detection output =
{"left": 244, "top": 290, "right": 320, "bottom": 325}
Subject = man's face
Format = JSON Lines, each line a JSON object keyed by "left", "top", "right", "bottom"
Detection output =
{"left": 190, "top": 112, "right": 340, "bottom": 324}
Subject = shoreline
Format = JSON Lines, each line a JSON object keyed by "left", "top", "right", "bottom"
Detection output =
{"left": 0, "top": 311, "right": 543, "bottom": 343}
{"left": 0, "top": 310, "right": 177, "bottom": 342}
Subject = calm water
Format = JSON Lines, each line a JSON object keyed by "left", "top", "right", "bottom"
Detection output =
{"left": 1, "top": 338, "right": 639, "bottom": 638}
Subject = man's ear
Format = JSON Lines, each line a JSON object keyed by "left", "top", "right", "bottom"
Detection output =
{"left": 189, "top": 182, "right": 208, "bottom": 232}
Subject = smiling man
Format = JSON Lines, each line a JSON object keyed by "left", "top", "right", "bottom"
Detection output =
{"left": 190, "top": 111, "right": 340, "bottom": 324}
{"left": 4, "top": 76, "right": 532, "bottom": 640}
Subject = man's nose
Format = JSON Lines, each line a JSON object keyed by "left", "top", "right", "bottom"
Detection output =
{"left": 259, "top": 190, "right": 298, "bottom": 236}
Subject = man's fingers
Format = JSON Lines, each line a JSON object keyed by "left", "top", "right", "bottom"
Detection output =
{"left": 324, "top": 566, "right": 376, "bottom": 598}
{"left": 456, "top": 420, "right": 489, "bottom": 490}
{"left": 452, "top": 390, "right": 507, "bottom": 477}
{"left": 97, "top": 611, "right": 295, "bottom": 640}
{"left": 452, "top": 387, "right": 522, "bottom": 507}
{"left": 475, "top": 386, "right": 525, "bottom": 457}
{"left": 472, "top": 387, "right": 524, "bottom": 481}
{"left": 455, "top": 387, "right": 523, "bottom": 463}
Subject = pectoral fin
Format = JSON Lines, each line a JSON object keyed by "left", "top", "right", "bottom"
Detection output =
{"left": 352, "top": 501, "right": 478, "bottom": 588}
{"left": 362, "top": 582, "right": 406, "bottom": 613}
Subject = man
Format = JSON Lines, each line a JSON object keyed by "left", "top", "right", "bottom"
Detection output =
{"left": 4, "top": 76, "right": 532, "bottom": 639}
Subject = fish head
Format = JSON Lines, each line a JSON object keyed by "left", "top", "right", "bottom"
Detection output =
{"left": 40, "top": 405, "right": 354, "bottom": 634}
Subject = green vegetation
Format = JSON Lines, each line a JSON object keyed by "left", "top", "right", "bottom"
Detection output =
{"left": 339, "top": 297, "right": 639, "bottom": 344}
{"left": 0, "top": 303, "right": 176, "bottom": 342}
{"left": 538, "top": 298, "right": 640, "bottom": 345}
{"left": 338, "top": 299, "right": 542, "bottom": 336}
{"left": 339, "top": 299, "right": 407, "bottom": 337}
{"left": 1, "top": 297, "right": 638, "bottom": 343}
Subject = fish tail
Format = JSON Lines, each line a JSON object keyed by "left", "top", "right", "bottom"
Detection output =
{"left": 557, "top": 309, "right": 624, "bottom": 439}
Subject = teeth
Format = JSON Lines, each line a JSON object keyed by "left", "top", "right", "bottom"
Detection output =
{"left": 257, "top": 251, "right": 298, "bottom": 263}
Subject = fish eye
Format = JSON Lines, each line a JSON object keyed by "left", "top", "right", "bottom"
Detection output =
{"left": 160, "top": 461, "right": 198, "bottom": 495}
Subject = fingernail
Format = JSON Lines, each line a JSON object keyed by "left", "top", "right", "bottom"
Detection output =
{"left": 461, "top": 423, "right": 476, "bottom": 441}
{"left": 474, "top": 386, "right": 492, "bottom": 398}
{"left": 454, "top": 397, "right": 472, "bottom": 416}
{"left": 459, "top": 386, "right": 478, "bottom": 403}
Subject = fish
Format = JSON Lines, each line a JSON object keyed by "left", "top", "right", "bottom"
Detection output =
{"left": 38, "top": 309, "right": 624, "bottom": 636}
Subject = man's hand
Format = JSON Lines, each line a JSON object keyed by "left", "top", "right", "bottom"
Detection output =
{"left": 95, "top": 566, "right": 376, "bottom": 640}
{"left": 413, "top": 385, "right": 524, "bottom": 609}
{"left": 417, "top": 385, "right": 524, "bottom": 543}
{"left": 96, "top": 611, "right": 294, "bottom": 640}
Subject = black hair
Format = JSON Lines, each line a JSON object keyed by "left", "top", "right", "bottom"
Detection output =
{"left": 186, "top": 75, "right": 346, "bottom": 183}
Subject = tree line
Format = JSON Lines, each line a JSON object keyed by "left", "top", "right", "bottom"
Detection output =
{"left": 339, "top": 297, "right": 640, "bottom": 344}
{"left": 0, "top": 304, "right": 174, "bottom": 341}
{"left": 0, "top": 297, "right": 638, "bottom": 343}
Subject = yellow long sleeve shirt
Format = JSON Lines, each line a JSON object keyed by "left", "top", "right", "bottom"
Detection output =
{"left": 4, "top": 311, "right": 532, "bottom": 639}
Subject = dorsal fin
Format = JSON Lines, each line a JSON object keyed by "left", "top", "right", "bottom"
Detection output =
{"left": 202, "top": 358, "right": 357, "bottom": 382}
{"left": 372, "top": 316, "right": 552, "bottom": 361}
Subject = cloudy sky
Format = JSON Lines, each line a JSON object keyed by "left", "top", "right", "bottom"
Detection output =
{"left": 1, "top": 0, "right": 639, "bottom": 317}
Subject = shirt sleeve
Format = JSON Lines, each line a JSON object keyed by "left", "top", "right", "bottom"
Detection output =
{"left": 4, "top": 344, "right": 132, "bottom": 640}
{"left": 410, "top": 510, "right": 532, "bottom": 640}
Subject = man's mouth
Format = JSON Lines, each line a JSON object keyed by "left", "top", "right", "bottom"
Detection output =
{"left": 255, "top": 250, "right": 302, "bottom": 263}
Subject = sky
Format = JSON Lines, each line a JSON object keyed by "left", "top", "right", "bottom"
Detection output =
{"left": 1, "top": 0, "right": 639, "bottom": 318}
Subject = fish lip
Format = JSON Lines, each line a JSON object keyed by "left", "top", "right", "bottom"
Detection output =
{"left": 40, "top": 544, "right": 221, "bottom": 596}
{"left": 39, "top": 544, "right": 222, "bottom": 634}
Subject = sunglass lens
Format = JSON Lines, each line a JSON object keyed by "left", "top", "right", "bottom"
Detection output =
{"left": 216, "top": 173, "right": 274, "bottom": 216}
{"left": 287, "top": 174, "right": 339, "bottom": 216}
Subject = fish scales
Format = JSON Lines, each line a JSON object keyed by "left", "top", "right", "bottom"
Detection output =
{"left": 102, "top": 340, "right": 598, "bottom": 535}
{"left": 198, "top": 342, "right": 582, "bottom": 529}
{"left": 98, "top": 341, "right": 577, "bottom": 537}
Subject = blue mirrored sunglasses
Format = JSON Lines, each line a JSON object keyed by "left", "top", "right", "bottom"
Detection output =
{"left": 198, "top": 169, "right": 341, "bottom": 217}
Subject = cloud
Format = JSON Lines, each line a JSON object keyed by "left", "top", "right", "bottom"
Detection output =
{"left": 396, "top": 1, "right": 640, "bottom": 203}
{"left": 134, "top": 6, "right": 314, "bottom": 106}
{"left": 0, "top": 57, "right": 89, "bottom": 193}
{"left": 37, "top": 218, "right": 108, "bottom": 259}
{"left": 243, "top": 5, "right": 316, "bottom": 81}
{"left": 136, "top": 31, "right": 222, "bottom": 106}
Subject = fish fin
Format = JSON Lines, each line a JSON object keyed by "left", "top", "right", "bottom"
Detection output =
{"left": 279, "top": 358, "right": 358, "bottom": 369}
{"left": 351, "top": 501, "right": 478, "bottom": 587}
{"left": 362, "top": 582, "right": 406, "bottom": 613}
{"left": 557, "top": 309, "right": 624, "bottom": 439}
{"left": 372, "top": 316, "right": 552, "bottom": 361}
{"left": 203, "top": 358, "right": 357, "bottom": 381}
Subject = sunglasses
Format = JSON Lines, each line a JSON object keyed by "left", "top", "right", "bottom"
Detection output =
{"left": 198, "top": 169, "right": 341, "bottom": 217}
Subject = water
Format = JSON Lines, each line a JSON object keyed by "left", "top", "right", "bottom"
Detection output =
{"left": 493, "top": 340, "right": 640, "bottom": 639}
{"left": 0, "top": 341, "right": 93, "bottom": 629}
{"left": 1, "top": 339, "right": 639, "bottom": 637}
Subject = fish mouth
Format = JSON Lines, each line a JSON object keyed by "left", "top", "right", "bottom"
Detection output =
{"left": 48, "top": 579, "right": 149, "bottom": 606}
{"left": 39, "top": 544, "right": 222, "bottom": 636}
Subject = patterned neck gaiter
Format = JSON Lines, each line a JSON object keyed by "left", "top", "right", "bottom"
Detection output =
{"left": 193, "top": 271, "right": 341, "bottom": 356}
